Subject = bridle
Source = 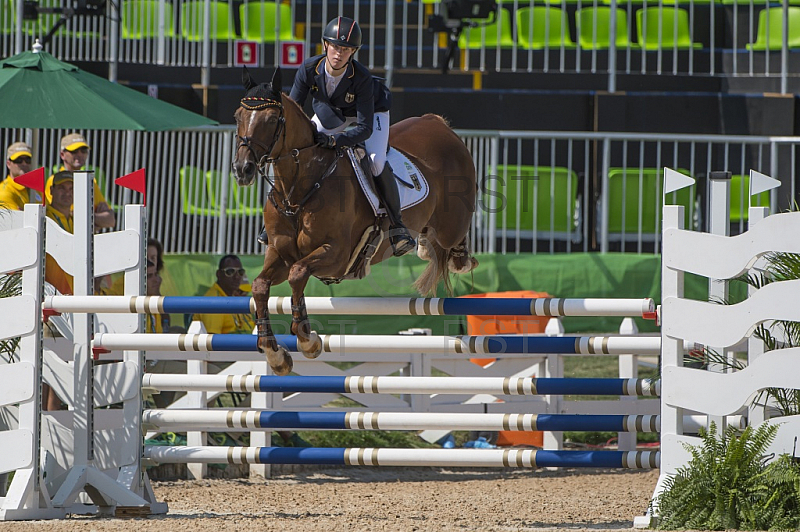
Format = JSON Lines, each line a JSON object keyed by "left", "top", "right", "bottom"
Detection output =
{"left": 235, "top": 96, "right": 286, "bottom": 178}
{"left": 235, "top": 94, "right": 341, "bottom": 218}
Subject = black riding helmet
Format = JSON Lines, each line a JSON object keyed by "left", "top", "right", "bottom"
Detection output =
{"left": 322, "top": 16, "right": 362, "bottom": 50}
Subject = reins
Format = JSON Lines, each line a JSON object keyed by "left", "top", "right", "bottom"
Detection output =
{"left": 236, "top": 94, "right": 341, "bottom": 218}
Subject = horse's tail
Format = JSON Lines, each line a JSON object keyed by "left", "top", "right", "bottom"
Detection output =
{"left": 413, "top": 240, "right": 453, "bottom": 296}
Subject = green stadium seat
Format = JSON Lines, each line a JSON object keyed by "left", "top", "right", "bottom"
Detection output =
{"left": 180, "top": 166, "right": 219, "bottom": 215}
{"left": 747, "top": 7, "right": 800, "bottom": 51}
{"left": 491, "top": 165, "right": 579, "bottom": 237}
{"left": 636, "top": 7, "right": 702, "bottom": 50}
{"left": 516, "top": 6, "right": 576, "bottom": 49}
{"left": 206, "top": 170, "right": 263, "bottom": 216}
{"left": 121, "top": 0, "right": 176, "bottom": 39}
{"left": 458, "top": 7, "right": 515, "bottom": 49}
{"left": 576, "top": 7, "right": 638, "bottom": 49}
{"left": 606, "top": 167, "right": 695, "bottom": 235}
{"left": 180, "top": 0, "right": 237, "bottom": 41}
{"left": 239, "top": 1, "right": 294, "bottom": 43}
{"left": 729, "top": 174, "right": 770, "bottom": 222}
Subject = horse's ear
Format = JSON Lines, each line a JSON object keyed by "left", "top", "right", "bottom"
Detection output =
{"left": 271, "top": 67, "right": 282, "bottom": 94}
{"left": 242, "top": 66, "right": 257, "bottom": 91}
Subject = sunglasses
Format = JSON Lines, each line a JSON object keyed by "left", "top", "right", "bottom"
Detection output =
{"left": 11, "top": 156, "right": 31, "bottom": 164}
{"left": 221, "top": 267, "right": 246, "bottom": 277}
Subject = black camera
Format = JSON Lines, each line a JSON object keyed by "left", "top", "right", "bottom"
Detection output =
{"left": 444, "top": 0, "right": 497, "bottom": 21}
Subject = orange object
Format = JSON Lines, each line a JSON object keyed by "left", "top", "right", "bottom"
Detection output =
{"left": 463, "top": 291, "right": 552, "bottom": 447}
{"left": 496, "top": 429, "right": 544, "bottom": 448}
{"left": 463, "top": 290, "right": 552, "bottom": 366}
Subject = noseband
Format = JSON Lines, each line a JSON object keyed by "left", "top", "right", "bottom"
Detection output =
{"left": 235, "top": 96, "right": 286, "bottom": 176}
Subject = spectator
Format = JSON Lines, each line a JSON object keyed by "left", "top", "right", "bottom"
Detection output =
{"left": 44, "top": 171, "right": 74, "bottom": 296}
{"left": 193, "top": 254, "right": 309, "bottom": 448}
{"left": 45, "top": 133, "right": 116, "bottom": 229}
{"left": 145, "top": 238, "right": 171, "bottom": 333}
{"left": 41, "top": 171, "right": 75, "bottom": 411}
{"left": 0, "top": 141, "right": 41, "bottom": 210}
{"left": 193, "top": 254, "right": 255, "bottom": 334}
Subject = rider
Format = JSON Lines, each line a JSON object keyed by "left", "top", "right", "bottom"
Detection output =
{"left": 288, "top": 16, "right": 416, "bottom": 257}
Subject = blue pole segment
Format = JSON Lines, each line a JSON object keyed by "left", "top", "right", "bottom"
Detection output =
{"left": 535, "top": 415, "right": 628, "bottom": 432}
{"left": 256, "top": 376, "right": 348, "bottom": 393}
{"left": 443, "top": 298, "right": 534, "bottom": 316}
{"left": 257, "top": 447, "right": 346, "bottom": 465}
{"left": 534, "top": 450, "right": 627, "bottom": 468}
{"left": 162, "top": 296, "right": 251, "bottom": 314}
{"left": 535, "top": 378, "right": 628, "bottom": 396}
{"left": 208, "top": 335, "right": 299, "bottom": 352}
{"left": 486, "top": 336, "right": 578, "bottom": 354}
{"left": 258, "top": 411, "right": 348, "bottom": 429}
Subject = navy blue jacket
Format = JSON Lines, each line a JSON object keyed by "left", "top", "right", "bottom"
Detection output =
{"left": 290, "top": 54, "right": 392, "bottom": 147}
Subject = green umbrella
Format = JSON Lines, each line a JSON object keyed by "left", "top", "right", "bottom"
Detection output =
{"left": 0, "top": 48, "right": 217, "bottom": 130}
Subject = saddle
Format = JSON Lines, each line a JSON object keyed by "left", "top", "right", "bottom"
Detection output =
{"left": 317, "top": 147, "right": 428, "bottom": 285}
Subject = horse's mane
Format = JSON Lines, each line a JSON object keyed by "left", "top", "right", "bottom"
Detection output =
{"left": 244, "top": 82, "right": 315, "bottom": 140}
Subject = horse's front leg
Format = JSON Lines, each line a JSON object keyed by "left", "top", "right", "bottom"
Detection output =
{"left": 287, "top": 245, "right": 342, "bottom": 358}
{"left": 253, "top": 247, "right": 292, "bottom": 375}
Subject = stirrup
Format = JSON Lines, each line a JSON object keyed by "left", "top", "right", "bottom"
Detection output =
{"left": 389, "top": 227, "right": 416, "bottom": 257}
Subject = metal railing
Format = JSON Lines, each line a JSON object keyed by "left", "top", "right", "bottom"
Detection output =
{"left": 2, "top": 126, "right": 797, "bottom": 255}
{"left": 2, "top": 0, "right": 800, "bottom": 91}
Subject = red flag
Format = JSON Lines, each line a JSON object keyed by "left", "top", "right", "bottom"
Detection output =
{"left": 15, "top": 167, "right": 46, "bottom": 204}
{"left": 115, "top": 168, "right": 147, "bottom": 206}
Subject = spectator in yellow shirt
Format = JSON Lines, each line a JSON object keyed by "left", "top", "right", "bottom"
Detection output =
{"left": 45, "top": 133, "right": 116, "bottom": 229}
{"left": 1, "top": 141, "right": 41, "bottom": 209}
{"left": 45, "top": 171, "right": 75, "bottom": 296}
{"left": 193, "top": 254, "right": 255, "bottom": 334}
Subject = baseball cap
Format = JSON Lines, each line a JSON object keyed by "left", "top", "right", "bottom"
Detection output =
{"left": 60, "top": 133, "right": 90, "bottom": 152}
{"left": 7, "top": 142, "right": 32, "bottom": 161}
{"left": 52, "top": 171, "right": 74, "bottom": 186}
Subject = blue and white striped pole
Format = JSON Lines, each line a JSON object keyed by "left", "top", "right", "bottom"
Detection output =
{"left": 96, "top": 333, "right": 662, "bottom": 355}
{"left": 46, "top": 295, "right": 657, "bottom": 318}
{"left": 142, "top": 374, "right": 661, "bottom": 397}
{"left": 143, "top": 446, "right": 660, "bottom": 469}
{"left": 142, "top": 410, "right": 661, "bottom": 433}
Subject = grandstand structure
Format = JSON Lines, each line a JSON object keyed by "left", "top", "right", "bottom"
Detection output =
{"left": 2, "top": 0, "right": 800, "bottom": 254}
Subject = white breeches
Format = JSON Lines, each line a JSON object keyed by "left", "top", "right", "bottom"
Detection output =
{"left": 312, "top": 111, "right": 390, "bottom": 175}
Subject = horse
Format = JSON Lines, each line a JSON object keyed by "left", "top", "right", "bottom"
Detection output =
{"left": 232, "top": 67, "right": 478, "bottom": 375}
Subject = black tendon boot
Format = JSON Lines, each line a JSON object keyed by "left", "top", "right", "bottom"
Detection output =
{"left": 373, "top": 162, "right": 416, "bottom": 256}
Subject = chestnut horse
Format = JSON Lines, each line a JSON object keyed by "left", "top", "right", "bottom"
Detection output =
{"left": 232, "top": 67, "right": 478, "bottom": 375}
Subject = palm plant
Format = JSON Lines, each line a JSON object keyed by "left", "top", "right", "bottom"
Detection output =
{"left": 0, "top": 272, "right": 22, "bottom": 362}
{"left": 686, "top": 251, "right": 800, "bottom": 416}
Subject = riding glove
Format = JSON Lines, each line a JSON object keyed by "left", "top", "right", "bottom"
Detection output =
{"left": 313, "top": 131, "right": 336, "bottom": 149}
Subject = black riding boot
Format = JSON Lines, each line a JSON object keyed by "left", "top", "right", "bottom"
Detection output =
{"left": 374, "top": 162, "right": 416, "bottom": 257}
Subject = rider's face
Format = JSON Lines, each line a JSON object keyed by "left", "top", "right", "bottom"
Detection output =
{"left": 325, "top": 42, "right": 356, "bottom": 71}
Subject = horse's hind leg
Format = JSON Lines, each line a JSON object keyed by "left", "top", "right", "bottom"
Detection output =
{"left": 447, "top": 236, "right": 479, "bottom": 274}
{"left": 253, "top": 248, "right": 293, "bottom": 375}
{"left": 416, "top": 228, "right": 432, "bottom": 262}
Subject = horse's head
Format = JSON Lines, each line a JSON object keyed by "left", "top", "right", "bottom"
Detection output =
{"left": 232, "top": 67, "right": 285, "bottom": 186}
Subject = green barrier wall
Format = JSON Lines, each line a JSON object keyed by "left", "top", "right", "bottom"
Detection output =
{"left": 159, "top": 253, "right": 741, "bottom": 335}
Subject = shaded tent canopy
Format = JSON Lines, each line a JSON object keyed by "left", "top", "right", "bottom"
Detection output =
{"left": 0, "top": 49, "right": 216, "bottom": 131}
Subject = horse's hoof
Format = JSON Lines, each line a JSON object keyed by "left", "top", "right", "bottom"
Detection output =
{"left": 448, "top": 255, "right": 478, "bottom": 274}
{"left": 268, "top": 347, "right": 293, "bottom": 376}
{"left": 300, "top": 331, "right": 322, "bottom": 359}
{"left": 260, "top": 342, "right": 293, "bottom": 376}
{"left": 417, "top": 236, "right": 432, "bottom": 262}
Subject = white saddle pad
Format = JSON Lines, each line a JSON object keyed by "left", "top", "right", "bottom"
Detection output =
{"left": 347, "top": 147, "right": 430, "bottom": 217}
